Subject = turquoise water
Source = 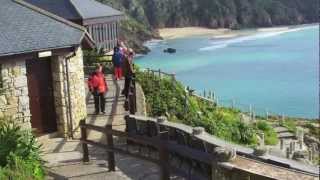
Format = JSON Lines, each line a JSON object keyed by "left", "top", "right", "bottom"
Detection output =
{"left": 136, "top": 25, "right": 319, "bottom": 119}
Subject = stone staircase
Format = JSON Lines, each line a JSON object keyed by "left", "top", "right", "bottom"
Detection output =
{"left": 41, "top": 75, "right": 193, "bottom": 180}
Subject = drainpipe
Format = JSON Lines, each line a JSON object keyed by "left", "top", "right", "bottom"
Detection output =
{"left": 62, "top": 59, "right": 71, "bottom": 138}
{"left": 65, "top": 49, "right": 77, "bottom": 139}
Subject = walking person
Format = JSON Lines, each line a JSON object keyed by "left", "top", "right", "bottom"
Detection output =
{"left": 112, "top": 46, "right": 123, "bottom": 80}
{"left": 117, "top": 40, "right": 127, "bottom": 55}
{"left": 88, "top": 64, "right": 108, "bottom": 114}
{"left": 122, "top": 48, "right": 135, "bottom": 98}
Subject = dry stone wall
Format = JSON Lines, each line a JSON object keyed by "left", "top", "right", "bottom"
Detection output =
{"left": 52, "top": 47, "right": 87, "bottom": 137}
{"left": 0, "top": 59, "right": 31, "bottom": 129}
{"left": 0, "top": 47, "right": 87, "bottom": 138}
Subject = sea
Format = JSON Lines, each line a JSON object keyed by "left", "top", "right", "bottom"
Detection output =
{"left": 135, "top": 25, "right": 319, "bottom": 119}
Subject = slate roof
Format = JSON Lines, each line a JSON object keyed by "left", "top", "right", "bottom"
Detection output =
{"left": 0, "top": 0, "right": 91, "bottom": 57}
{"left": 25, "top": 0, "right": 123, "bottom": 21}
{"left": 70, "top": 0, "right": 123, "bottom": 19}
{"left": 24, "top": 0, "right": 81, "bottom": 20}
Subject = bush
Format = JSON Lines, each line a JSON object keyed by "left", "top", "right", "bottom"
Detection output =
{"left": 0, "top": 118, "right": 45, "bottom": 179}
{"left": 0, "top": 154, "right": 44, "bottom": 180}
{"left": 280, "top": 119, "right": 297, "bottom": 132}
{"left": 83, "top": 49, "right": 108, "bottom": 65}
{"left": 256, "top": 121, "right": 279, "bottom": 145}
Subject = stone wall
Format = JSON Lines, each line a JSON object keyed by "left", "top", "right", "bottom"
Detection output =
{"left": 52, "top": 47, "right": 87, "bottom": 138}
{"left": 126, "top": 115, "right": 319, "bottom": 180}
{"left": 0, "top": 48, "right": 86, "bottom": 137}
{"left": 67, "top": 47, "right": 87, "bottom": 137}
{"left": 0, "top": 59, "right": 31, "bottom": 129}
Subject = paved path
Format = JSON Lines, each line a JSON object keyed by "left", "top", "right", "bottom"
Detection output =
{"left": 85, "top": 75, "right": 127, "bottom": 140}
{"left": 40, "top": 75, "right": 173, "bottom": 180}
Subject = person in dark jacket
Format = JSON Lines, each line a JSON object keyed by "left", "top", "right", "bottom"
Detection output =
{"left": 112, "top": 46, "right": 123, "bottom": 80}
{"left": 88, "top": 64, "right": 108, "bottom": 114}
{"left": 122, "top": 48, "right": 135, "bottom": 98}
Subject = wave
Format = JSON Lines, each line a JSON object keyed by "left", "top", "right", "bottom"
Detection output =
{"left": 144, "top": 39, "right": 166, "bottom": 48}
{"left": 199, "top": 25, "right": 317, "bottom": 51}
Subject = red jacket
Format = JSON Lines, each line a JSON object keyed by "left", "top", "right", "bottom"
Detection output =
{"left": 88, "top": 72, "right": 108, "bottom": 93}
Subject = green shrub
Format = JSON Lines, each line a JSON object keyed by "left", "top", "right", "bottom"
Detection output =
{"left": 264, "top": 131, "right": 279, "bottom": 145}
{"left": 0, "top": 118, "right": 45, "bottom": 179}
{"left": 256, "top": 121, "right": 270, "bottom": 131}
{"left": 0, "top": 154, "right": 44, "bottom": 180}
{"left": 280, "top": 119, "right": 297, "bottom": 132}
{"left": 256, "top": 121, "right": 279, "bottom": 145}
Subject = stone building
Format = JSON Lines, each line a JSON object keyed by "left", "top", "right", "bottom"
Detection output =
{"left": 26, "top": 0, "right": 124, "bottom": 52}
{"left": 0, "top": 0, "right": 95, "bottom": 137}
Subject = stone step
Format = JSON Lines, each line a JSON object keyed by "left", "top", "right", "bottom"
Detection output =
{"left": 274, "top": 126, "right": 291, "bottom": 133}
{"left": 46, "top": 160, "right": 129, "bottom": 180}
{"left": 41, "top": 136, "right": 209, "bottom": 180}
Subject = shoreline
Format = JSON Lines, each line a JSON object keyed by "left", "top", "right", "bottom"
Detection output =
{"left": 139, "top": 24, "right": 319, "bottom": 120}
{"left": 158, "top": 24, "right": 318, "bottom": 40}
{"left": 158, "top": 27, "right": 232, "bottom": 39}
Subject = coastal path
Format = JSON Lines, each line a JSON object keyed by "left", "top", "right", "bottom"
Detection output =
{"left": 39, "top": 75, "right": 181, "bottom": 180}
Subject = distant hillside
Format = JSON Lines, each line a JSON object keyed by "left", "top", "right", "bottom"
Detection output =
{"left": 97, "top": 0, "right": 318, "bottom": 53}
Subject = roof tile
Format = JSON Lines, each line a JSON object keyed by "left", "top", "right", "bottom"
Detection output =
{"left": 0, "top": 0, "right": 85, "bottom": 57}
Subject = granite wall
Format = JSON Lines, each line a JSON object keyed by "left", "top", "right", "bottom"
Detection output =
{"left": 52, "top": 47, "right": 87, "bottom": 137}
{"left": 0, "top": 59, "right": 31, "bottom": 129}
{"left": 0, "top": 47, "right": 87, "bottom": 138}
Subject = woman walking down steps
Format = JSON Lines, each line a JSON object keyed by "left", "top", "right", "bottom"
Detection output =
{"left": 88, "top": 64, "right": 108, "bottom": 114}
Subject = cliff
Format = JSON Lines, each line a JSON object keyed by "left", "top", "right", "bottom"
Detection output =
{"left": 97, "top": 0, "right": 318, "bottom": 53}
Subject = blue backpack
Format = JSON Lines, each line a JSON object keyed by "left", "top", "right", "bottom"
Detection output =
{"left": 113, "top": 51, "right": 123, "bottom": 67}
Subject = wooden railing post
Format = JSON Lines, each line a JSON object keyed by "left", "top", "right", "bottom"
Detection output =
{"left": 158, "top": 69, "right": 161, "bottom": 78}
{"left": 158, "top": 143, "right": 170, "bottom": 180}
{"left": 128, "top": 89, "right": 133, "bottom": 114}
{"left": 128, "top": 75, "right": 137, "bottom": 115}
{"left": 106, "top": 125, "right": 116, "bottom": 171}
{"left": 80, "top": 120, "right": 89, "bottom": 163}
{"left": 133, "top": 76, "right": 137, "bottom": 113}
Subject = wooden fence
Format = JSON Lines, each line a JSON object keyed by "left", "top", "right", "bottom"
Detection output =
{"left": 80, "top": 119, "right": 170, "bottom": 180}
{"left": 145, "top": 68, "right": 176, "bottom": 82}
{"left": 83, "top": 55, "right": 113, "bottom": 75}
{"left": 142, "top": 68, "right": 302, "bottom": 122}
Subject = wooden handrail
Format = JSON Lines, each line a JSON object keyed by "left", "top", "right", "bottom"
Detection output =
{"left": 80, "top": 123, "right": 163, "bottom": 148}
{"left": 80, "top": 119, "right": 170, "bottom": 179}
{"left": 148, "top": 69, "right": 175, "bottom": 77}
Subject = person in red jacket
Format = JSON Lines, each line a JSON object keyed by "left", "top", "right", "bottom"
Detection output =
{"left": 88, "top": 64, "right": 108, "bottom": 114}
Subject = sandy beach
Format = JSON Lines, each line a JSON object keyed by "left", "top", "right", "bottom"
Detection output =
{"left": 159, "top": 27, "right": 238, "bottom": 39}
{"left": 158, "top": 25, "right": 307, "bottom": 40}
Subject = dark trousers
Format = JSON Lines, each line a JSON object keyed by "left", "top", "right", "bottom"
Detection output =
{"left": 123, "top": 76, "right": 132, "bottom": 98}
{"left": 94, "top": 92, "right": 105, "bottom": 113}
